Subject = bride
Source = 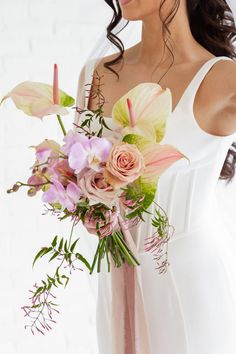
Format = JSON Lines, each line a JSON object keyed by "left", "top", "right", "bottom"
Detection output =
{"left": 74, "top": 1, "right": 236, "bottom": 353}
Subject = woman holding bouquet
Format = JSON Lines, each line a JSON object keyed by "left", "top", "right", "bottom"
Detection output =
{"left": 74, "top": 0, "right": 236, "bottom": 353}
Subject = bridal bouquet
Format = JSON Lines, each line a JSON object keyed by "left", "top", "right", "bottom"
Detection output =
{"left": 1, "top": 63, "right": 189, "bottom": 335}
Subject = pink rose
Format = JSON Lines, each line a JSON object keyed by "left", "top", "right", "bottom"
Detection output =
{"left": 104, "top": 142, "right": 145, "bottom": 188}
{"left": 78, "top": 168, "right": 117, "bottom": 206}
{"left": 83, "top": 206, "right": 119, "bottom": 239}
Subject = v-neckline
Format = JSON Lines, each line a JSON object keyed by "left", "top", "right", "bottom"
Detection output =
{"left": 85, "top": 56, "right": 229, "bottom": 120}
{"left": 86, "top": 56, "right": 217, "bottom": 117}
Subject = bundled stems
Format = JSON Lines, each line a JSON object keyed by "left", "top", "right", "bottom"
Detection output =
{"left": 89, "top": 231, "right": 140, "bottom": 274}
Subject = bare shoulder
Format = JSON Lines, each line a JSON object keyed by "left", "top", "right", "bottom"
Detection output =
{"left": 203, "top": 58, "right": 236, "bottom": 102}
{"left": 78, "top": 52, "right": 120, "bottom": 92}
{"left": 211, "top": 58, "right": 236, "bottom": 94}
{"left": 196, "top": 58, "right": 236, "bottom": 136}
{"left": 95, "top": 52, "right": 123, "bottom": 73}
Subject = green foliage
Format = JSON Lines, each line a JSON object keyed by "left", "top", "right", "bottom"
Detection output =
{"left": 32, "top": 233, "right": 91, "bottom": 272}
{"left": 75, "top": 253, "right": 91, "bottom": 272}
{"left": 151, "top": 203, "right": 170, "bottom": 239}
{"left": 121, "top": 184, "right": 150, "bottom": 221}
{"left": 75, "top": 71, "right": 113, "bottom": 138}
{"left": 32, "top": 267, "right": 70, "bottom": 298}
{"left": 48, "top": 251, "right": 60, "bottom": 262}
{"left": 51, "top": 235, "right": 58, "bottom": 247}
{"left": 61, "top": 275, "right": 70, "bottom": 288}
{"left": 79, "top": 108, "right": 112, "bottom": 138}
{"left": 70, "top": 238, "right": 79, "bottom": 253}
{"left": 32, "top": 246, "right": 53, "bottom": 268}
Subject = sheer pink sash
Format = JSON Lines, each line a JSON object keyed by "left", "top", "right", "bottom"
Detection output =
{"left": 110, "top": 216, "right": 153, "bottom": 354}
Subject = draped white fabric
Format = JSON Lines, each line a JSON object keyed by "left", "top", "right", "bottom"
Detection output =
{"left": 73, "top": 3, "right": 236, "bottom": 353}
{"left": 73, "top": 2, "right": 236, "bottom": 288}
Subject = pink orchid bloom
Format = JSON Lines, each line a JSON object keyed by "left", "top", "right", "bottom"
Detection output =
{"left": 60, "top": 129, "right": 88, "bottom": 155}
{"left": 27, "top": 174, "right": 47, "bottom": 193}
{"left": 68, "top": 135, "right": 112, "bottom": 174}
{"left": 28, "top": 158, "right": 75, "bottom": 195}
{"left": 53, "top": 159, "right": 75, "bottom": 183}
{"left": 30, "top": 139, "right": 61, "bottom": 164}
{"left": 29, "top": 139, "right": 77, "bottom": 191}
{"left": 42, "top": 178, "right": 81, "bottom": 212}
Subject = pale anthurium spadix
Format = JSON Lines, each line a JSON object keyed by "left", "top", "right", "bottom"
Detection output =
{"left": 0, "top": 64, "right": 74, "bottom": 119}
{"left": 112, "top": 82, "right": 172, "bottom": 143}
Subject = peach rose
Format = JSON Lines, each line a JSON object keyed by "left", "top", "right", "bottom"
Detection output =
{"left": 78, "top": 168, "right": 118, "bottom": 206}
{"left": 104, "top": 142, "right": 145, "bottom": 188}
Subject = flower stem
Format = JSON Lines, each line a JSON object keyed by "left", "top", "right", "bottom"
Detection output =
{"left": 113, "top": 231, "right": 140, "bottom": 266}
{"left": 57, "top": 114, "right": 66, "bottom": 136}
{"left": 17, "top": 181, "right": 50, "bottom": 187}
{"left": 68, "top": 218, "right": 77, "bottom": 249}
{"left": 97, "top": 238, "right": 106, "bottom": 273}
{"left": 89, "top": 239, "right": 101, "bottom": 275}
{"left": 105, "top": 237, "right": 110, "bottom": 272}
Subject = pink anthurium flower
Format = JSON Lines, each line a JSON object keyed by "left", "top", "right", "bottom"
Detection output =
{"left": 123, "top": 134, "right": 190, "bottom": 179}
{"left": 112, "top": 82, "right": 172, "bottom": 143}
{"left": 142, "top": 143, "right": 189, "bottom": 178}
{"left": 0, "top": 64, "right": 74, "bottom": 119}
{"left": 122, "top": 133, "right": 190, "bottom": 209}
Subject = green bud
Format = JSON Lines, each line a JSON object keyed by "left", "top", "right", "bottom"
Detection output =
{"left": 28, "top": 187, "right": 37, "bottom": 197}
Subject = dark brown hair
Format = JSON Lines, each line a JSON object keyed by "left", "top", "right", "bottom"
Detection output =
{"left": 103, "top": 0, "right": 236, "bottom": 184}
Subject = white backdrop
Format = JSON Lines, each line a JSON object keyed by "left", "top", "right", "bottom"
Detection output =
{"left": 1, "top": 1, "right": 236, "bottom": 354}
{"left": 0, "top": 1, "right": 111, "bottom": 353}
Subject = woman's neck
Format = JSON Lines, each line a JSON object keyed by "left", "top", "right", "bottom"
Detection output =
{"left": 129, "top": 3, "right": 205, "bottom": 68}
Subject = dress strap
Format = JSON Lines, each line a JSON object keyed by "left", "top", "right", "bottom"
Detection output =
{"left": 179, "top": 55, "right": 233, "bottom": 111}
{"left": 83, "top": 55, "right": 234, "bottom": 113}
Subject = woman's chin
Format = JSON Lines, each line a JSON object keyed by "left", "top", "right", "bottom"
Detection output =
{"left": 121, "top": 9, "right": 143, "bottom": 21}
{"left": 119, "top": 0, "right": 139, "bottom": 20}
{"left": 122, "top": 13, "right": 141, "bottom": 21}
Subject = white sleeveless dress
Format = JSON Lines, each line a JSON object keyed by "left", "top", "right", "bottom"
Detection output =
{"left": 75, "top": 55, "right": 236, "bottom": 354}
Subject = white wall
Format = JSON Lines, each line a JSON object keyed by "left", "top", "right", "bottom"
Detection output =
{"left": 0, "top": 1, "right": 111, "bottom": 353}
{"left": 1, "top": 1, "right": 236, "bottom": 354}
